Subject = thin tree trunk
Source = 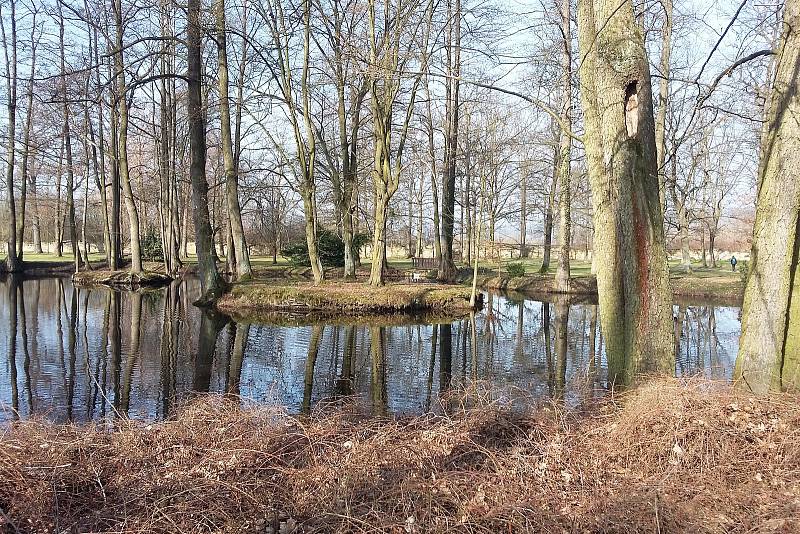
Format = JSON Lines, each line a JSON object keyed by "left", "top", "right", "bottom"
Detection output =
{"left": 555, "top": 0, "right": 572, "bottom": 292}
{"left": 59, "top": 2, "right": 81, "bottom": 273}
{"left": 540, "top": 137, "right": 558, "bottom": 273}
{"left": 654, "top": 0, "right": 672, "bottom": 212}
{"left": 17, "top": 20, "right": 36, "bottom": 260}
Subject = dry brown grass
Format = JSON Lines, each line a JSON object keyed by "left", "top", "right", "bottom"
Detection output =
{"left": 1, "top": 380, "right": 799, "bottom": 533}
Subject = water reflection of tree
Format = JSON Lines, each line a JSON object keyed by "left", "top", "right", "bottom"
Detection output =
{"left": 193, "top": 310, "right": 227, "bottom": 394}
{"left": 675, "top": 305, "right": 727, "bottom": 379}
{"left": 370, "top": 326, "right": 387, "bottom": 416}
{"left": 120, "top": 291, "right": 142, "bottom": 415}
{"left": 337, "top": 325, "right": 356, "bottom": 397}
{"left": 552, "top": 298, "right": 569, "bottom": 399}
{"left": 7, "top": 275, "right": 19, "bottom": 417}
{"left": 226, "top": 322, "right": 250, "bottom": 398}
{"left": 302, "top": 325, "right": 324, "bottom": 414}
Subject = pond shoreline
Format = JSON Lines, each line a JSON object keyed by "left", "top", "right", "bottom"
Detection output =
{"left": 2, "top": 379, "right": 796, "bottom": 532}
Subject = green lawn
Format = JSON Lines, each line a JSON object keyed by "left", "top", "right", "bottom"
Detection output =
{"left": 4, "top": 252, "right": 107, "bottom": 263}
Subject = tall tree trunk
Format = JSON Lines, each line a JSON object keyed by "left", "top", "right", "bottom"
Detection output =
{"left": 1, "top": 0, "right": 21, "bottom": 272}
{"left": 439, "top": 0, "right": 461, "bottom": 282}
{"left": 577, "top": 0, "right": 674, "bottom": 385}
{"left": 59, "top": 2, "right": 81, "bottom": 273}
{"left": 188, "top": 0, "right": 225, "bottom": 305}
{"left": 216, "top": 0, "right": 252, "bottom": 281}
{"left": 114, "top": 0, "right": 142, "bottom": 273}
{"left": 735, "top": 0, "right": 800, "bottom": 394}
{"left": 86, "top": 15, "right": 111, "bottom": 266}
{"left": 555, "top": 0, "right": 572, "bottom": 292}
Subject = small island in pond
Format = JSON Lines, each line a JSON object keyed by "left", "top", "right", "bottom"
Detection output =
{"left": 215, "top": 281, "right": 482, "bottom": 318}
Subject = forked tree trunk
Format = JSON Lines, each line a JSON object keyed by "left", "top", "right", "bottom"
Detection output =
{"left": 577, "top": 0, "right": 674, "bottom": 384}
{"left": 735, "top": 0, "right": 800, "bottom": 393}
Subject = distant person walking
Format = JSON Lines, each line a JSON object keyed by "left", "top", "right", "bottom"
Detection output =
{"left": 730, "top": 255, "right": 738, "bottom": 272}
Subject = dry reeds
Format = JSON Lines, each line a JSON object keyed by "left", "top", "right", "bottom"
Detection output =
{"left": 1, "top": 379, "right": 799, "bottom": 533}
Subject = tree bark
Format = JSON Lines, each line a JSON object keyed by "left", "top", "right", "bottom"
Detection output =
{"left": 577, "top": 0, "right": 674, "bottom": 385}
{"left": 735, "top": 0, "right": 800, "bottom": 394}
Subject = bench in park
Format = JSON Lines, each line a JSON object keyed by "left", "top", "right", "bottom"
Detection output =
{"left": 411, "top": 257, "right": 438, "bottom": 270}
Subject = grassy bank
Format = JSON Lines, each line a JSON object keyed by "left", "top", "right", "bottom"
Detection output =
{"left": 216, "top": 281, "right": 481, "bottom": 317}
{"left": 478, "top": 264, "right": 744, "bottom": 301}
{"left": 1, "top": 380, "right": 797, "bottom": 532}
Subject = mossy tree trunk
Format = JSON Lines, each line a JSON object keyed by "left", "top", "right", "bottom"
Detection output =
{"left": 576, "top": 0, "right": 674, "bottom": 385}
{"left": 735, "top": 0, "right": 800, "bottom": 394}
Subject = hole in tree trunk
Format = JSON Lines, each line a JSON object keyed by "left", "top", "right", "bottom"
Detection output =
{"left": 625, "top": 80, "right": 639, "bottom": 138}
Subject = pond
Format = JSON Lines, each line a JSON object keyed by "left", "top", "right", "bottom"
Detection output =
{"left": 0, "top": 276, "right": 742, "bottom": 423}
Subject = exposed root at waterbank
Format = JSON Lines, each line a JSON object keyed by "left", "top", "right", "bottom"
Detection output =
{"left": 1, "top": 380, "right": 799, "bottom": 533}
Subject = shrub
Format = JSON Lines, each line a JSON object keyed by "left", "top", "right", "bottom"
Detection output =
{"left": 282, "top": 229, "right": 370, "bottom": 268}
{"left": 739, "top": 260, "right": 749, "bottom": 285}
{"left": 506, "top": 262, "right": 526, "bottom": 278}
{"left": 140, "top": 228, "right": 164, "bottom": 262}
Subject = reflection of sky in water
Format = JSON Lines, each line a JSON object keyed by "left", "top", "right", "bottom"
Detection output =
{"left": 0, "top": 277, "right": 742, "bottom": 423}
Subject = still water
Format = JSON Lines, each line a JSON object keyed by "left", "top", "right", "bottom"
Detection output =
{"left": 0, "top": 276, "right": 742, "bottom": 423}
